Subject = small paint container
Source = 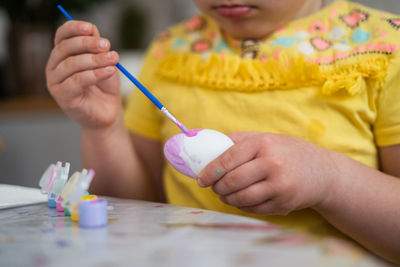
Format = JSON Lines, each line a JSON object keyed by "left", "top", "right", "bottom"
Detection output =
{"left": 48, "top": 193, "right": 57, "bottom": 208}
{"left": 71, "top": 195, "right": 98, "bottom": 221}
{"left": 71, "top": 205, "right": 79, "bottom": 222}
{"left": 78, "top": 199, "right": 108, "bottom": 228}
{"left": 64, "top": 202, "right": 71, "bottom": 216}
{"left": 56, "top": 196, "right": 64, "bottom": 212}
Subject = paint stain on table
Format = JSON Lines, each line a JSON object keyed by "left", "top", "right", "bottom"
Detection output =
{"left": 256, "top": 233, "right": 314, "bottom": 246}
{"left": 41, "top": 228, "right": 55, "bottom": 234}
{"left": 189, "top": 211, "right": 204, "bottom": 214}
{"left": 3, "top": 236, "right": 15, "bottom": 243}
{"left": 163, "top": 223, "right": 282, "bottom": 231}
{"left": 55, "top": 239, "right": 69, "bottom": 248}
{"left": 31, "top": 253, "right": 48, "bottom": 267}
{"left": 111, "top": 232, "right": 127, "bottom": 237}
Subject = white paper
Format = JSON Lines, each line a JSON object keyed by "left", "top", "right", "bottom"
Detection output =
{"left": 0, "top": 184, "right": 47, "bottom": 209}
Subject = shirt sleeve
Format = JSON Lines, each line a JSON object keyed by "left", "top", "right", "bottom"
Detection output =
{"left": 373, "top": 54, "right": 400, "bottom": 147}
{"left": 124, "top": 43, "right": 162, "bottom": 140}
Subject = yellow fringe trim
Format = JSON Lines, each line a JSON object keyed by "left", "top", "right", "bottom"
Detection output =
{"left": 158, "top": 52, "right": 390, "bottom": 95}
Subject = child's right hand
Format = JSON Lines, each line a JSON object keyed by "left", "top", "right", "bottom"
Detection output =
{"left": 46, "top": 21, "right": 121, "bottom": 130}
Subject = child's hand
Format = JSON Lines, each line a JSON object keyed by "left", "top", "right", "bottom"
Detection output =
{"left": 197, "top": 132, "right": 338, "bottom": 215}
{"left": 46, "top": 21, "right": 121, "bottom": 129}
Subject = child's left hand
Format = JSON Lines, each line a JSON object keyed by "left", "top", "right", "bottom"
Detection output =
{"left": 197, "top": 132, "right": 339, "bottom": 215}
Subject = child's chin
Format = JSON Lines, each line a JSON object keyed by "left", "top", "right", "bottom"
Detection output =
{"left": 220, "top": 23, "right": 272, "bottom": 40}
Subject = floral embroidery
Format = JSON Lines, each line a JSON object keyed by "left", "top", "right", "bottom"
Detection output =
{"left": 156, "top": 1, "right": 400, "bottom": 96}
{"left": 298, "top": 41, "right": 315, "bottom": 56}
{"left": 328, "top": 27, "right": 346, "bottom": 40}
{"left": 270, "top": 37, "right": 299, "bottom": 48}
{"left": 153, "top": 43, "right": 166, "bottom": 58}
{"left": 333, "top": 43, "right": 351, "bottom": 51}
{"left": 387, "top": 18, "right": 400, "bottom": 30}
{"left": 173, "top": 38, "right": 185, "bottom": 49}
{"left": 191, "top": 39, "right": 212, "bottom": 53}
{"left": 159, "top": 2, "right": 398, "bottom": 71}
{"left": 339, "top": 9, "right": 369, "bottom": 28}
{"left": 379, "top": 32, "right": 388, "bottom": 38}
{"left": 205, "top": 31, "right": 217, "bottom": 40}
{"left": 351, "top": 29, "right": 371, "bottom": 44}
{"left": 157, "top": 31, "right": 171, "bottom": 41}
{"left": 215, "top": 40, "right": 231, "bottom": 53}
{"left": 293, "top": 31, "right": 310, "bottom": 39}
{"left": 310, "top": 37, "right": 332, "bottom": 51}
{"left": 232, "top": 40, "right": 240, "bottom": 47}
{"left": 185, "top": 16, "right": 207, "bottom": 32}
{"left": 312, "top": 42, "right": 398, "bottom": 64}
{"left": 308, "top": 20, "right": 329, "bottom": 34}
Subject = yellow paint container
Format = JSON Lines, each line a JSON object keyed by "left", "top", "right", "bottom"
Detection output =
{"left": 71, "top": 195, "right": 98, "bottom": 222}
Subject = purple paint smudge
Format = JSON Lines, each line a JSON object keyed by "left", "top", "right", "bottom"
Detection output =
{"left": 56, "top": 239, "right": 69, "bottom": 248}
{"left": 41, "top": 228, "right": 55, "bottom": 234}
{"left": 111, "top": 232, "right": 127, "bottom": 237}
{"left": 17, "top": 210, "right": 29, "bottom": 215}
{"left": 164, "top": 132, "right": 196, "bottom": 178}
{"left": 32, "top": 253, "right": 48, "bottom": 267}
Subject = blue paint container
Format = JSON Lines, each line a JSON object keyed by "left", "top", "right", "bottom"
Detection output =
{"left": 48, "top": 193, "right": 57, "bottom": 208}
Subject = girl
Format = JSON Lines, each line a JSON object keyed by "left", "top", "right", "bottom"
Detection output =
{"left": 45, "top": 0, "right": 400, "bottom": 263}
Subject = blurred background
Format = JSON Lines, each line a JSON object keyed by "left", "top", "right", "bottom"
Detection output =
{"left": 0, "top": 0, "right": 399, "bottom": 187}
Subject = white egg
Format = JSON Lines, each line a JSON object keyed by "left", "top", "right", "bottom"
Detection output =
{"left": 164, "top": 129, "right": 234, "bottom": 178}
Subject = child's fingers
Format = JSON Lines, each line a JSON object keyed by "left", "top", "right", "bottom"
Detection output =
{"left": 219, "top": 180, "right": 275, "bottom": 207}
{"left": 211, "top": 158, "right": 268, "bottom": 196}
{"left": 54, "top": 21, "right": 99, "bottom": 45}
{"left": 49, "top": 51, "right": 119, "bottom": 85}
{"left": 197, "top": 137, "right": 259, "bottom": 187}
{"left": 47, "top": 36, "right": 111, "bottom": 71}
{"left": 239, "top": 199, "right": 289, "bottom": 216}
{"left": 227, "top": 131, "right": 261, "bottom": 144}
{"left": 52, "top": 67, "right": 117, "bottom": 100}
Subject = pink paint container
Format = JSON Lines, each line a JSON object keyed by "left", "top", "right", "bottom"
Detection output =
{"left": 56, "top": 195, "right": 64, "bottom": 212}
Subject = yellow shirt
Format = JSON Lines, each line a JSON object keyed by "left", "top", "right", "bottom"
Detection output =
{"left": 124, "top": 1, "right": 400, "bottom": 237}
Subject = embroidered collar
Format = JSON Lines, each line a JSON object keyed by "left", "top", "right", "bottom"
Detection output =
{"left": 152, "top": 1, "right": 399, "bottom": 94}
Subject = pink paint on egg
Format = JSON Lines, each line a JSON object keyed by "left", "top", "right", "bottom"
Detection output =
{"left": 185, "top": 129, "right": 202, "bottom": 137}
{"left": 164, "top": 129, "right": 234, "bottom": 178}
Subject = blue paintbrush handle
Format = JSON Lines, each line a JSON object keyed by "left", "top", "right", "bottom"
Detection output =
{"left": 115, "top": 63, "right": 163, "bottom": 109}
{"left": 57, "top": 5, "right": 163, "bottom": 110}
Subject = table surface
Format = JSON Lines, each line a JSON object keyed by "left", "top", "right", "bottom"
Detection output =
{"left": 0, "top": 197, "right": 394, "bottom": 267}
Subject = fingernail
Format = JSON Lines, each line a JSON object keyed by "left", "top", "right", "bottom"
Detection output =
{"left": 81, "top": 23, "right": 91, "bottom": 32}
{"left": 105, "top": 66, "right": 114, "bottom": 72}
{"left": 198, "top": 169, "right": 205, "bottom": 179}
{"left": 106, "top": 51, "right": 115, "bottom": 59}
{"left": 98, "top": 39, "right": 108, "bottom": 49}
{"left": 197, "top": 178, "right": 205, "bottom": 187}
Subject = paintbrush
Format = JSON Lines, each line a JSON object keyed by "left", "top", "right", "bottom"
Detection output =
{"left": 57, "top": 5, "right": 188, "bottom": 133}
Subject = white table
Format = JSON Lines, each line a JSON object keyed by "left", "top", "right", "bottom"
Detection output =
{"left": 0, "top": 197, "right": 394, "bottom": 267}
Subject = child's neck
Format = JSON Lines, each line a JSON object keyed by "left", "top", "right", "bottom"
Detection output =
{"left": 294, "top": 0, "right": 324, "bottom": 20}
